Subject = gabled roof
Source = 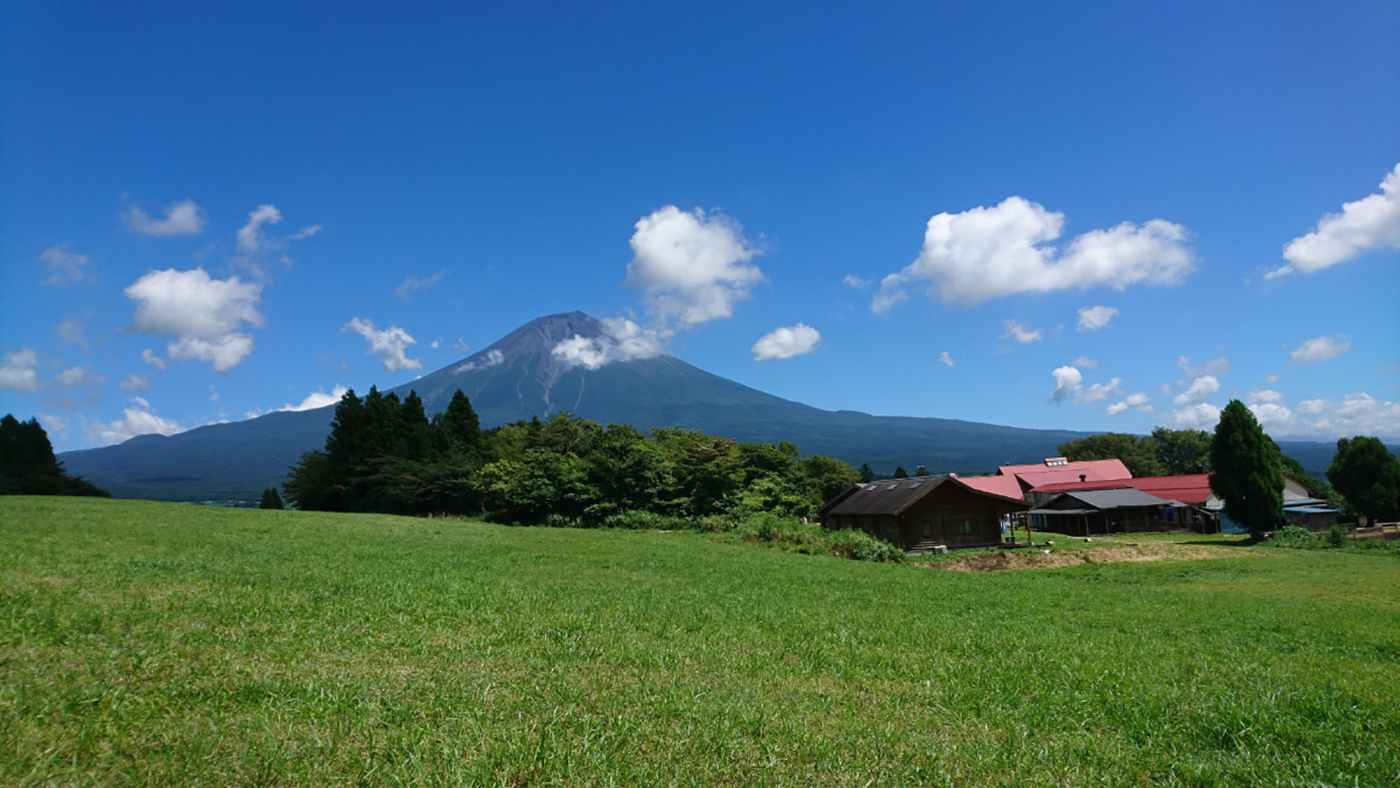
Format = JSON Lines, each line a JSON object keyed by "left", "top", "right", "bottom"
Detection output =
{"left": 821, "top": 475, "right": 1030, "bottom": 518}
{"left": 955, "top": 474, "right": 1025, "bottom": 499}
{"left": 1032, "top": 473, "right": 1212, "bottom": 505}
{"left": 1037, "top": 488, "right": 1174, "bottom": 511}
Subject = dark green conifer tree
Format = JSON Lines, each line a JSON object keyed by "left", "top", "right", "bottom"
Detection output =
{"left": 893, "top": 466, "right": 908, "bottom": 479}
{"left": 434, "top": 389, "right": 482, "bottom": 452}
{"left": 259, "top": 487, "right": 284, "bottom": 509}
{"left": 1209, "top": 400, "right": 1284, "bottom": 539}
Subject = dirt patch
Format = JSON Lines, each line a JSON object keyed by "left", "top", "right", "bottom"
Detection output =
{"left": 928, "top": 542, "right": 1236, "bottom": 572}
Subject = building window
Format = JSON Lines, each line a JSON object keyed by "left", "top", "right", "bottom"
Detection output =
{"left": 957, "top": 519, "right": 978, "bottom": 535}
{"left": 922, "top": 520, "right": 933, "bottom": 538}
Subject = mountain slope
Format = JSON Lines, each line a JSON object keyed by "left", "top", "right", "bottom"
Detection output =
{"left": 59, "top": 311, "right": 1355, "bottom": 503}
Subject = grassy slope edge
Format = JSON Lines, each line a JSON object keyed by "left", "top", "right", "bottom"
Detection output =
{"left": 2, "top": 497, "right": 1397, "bottom": 786}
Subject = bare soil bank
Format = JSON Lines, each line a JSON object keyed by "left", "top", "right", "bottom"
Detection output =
{"left": 929, "top": 542, "right": 1240, "bottom": 572}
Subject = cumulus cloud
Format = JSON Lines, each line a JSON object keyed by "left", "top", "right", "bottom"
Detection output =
{"left": 1271, "top": 163, "right": 1400, "bottom": 278}
{"left": 1050, "top": 366, "right": 1083, "bottom": 402}
{"left": 751, "top": 324, "right": 822, "bottom": 361}
{"left": 1246, "top": 389, "right": 1285, "bottom": 405}
{"left": 553, "top": 318, "right": 667, "bottom": 371}
{"left": 451, "top": 338, "right": 472, "bottom": 354}
{"left": 118, "top": 374, "right": 149, "bottom": 392}
{"left": 1163, "top": 402, "right": 1223, "bottom": 429}
{"left": 86, "top": 402, "right": 186, "bottom": 446}
{"left": 237, "top": 204, "right": 282, "bottom": 253}
{"left": 1073, "top": 356, "right": 1098, "bottom": 369}
{"left": 843, "top": 274, "right": 871, "bottom": 289}
{"left": 1107, "top": 392, "right": 1153, "bottom": 415}
{"left": 1173, "top": 376, "right": 1221, "bottom": 406}
{"left": 938, "top": 351, "right": 954, "bottom": 368}
{"left": 342, "top": 318, "right": 423, "bottom": 371}
{"left": 1178, "top": 355, "right": 1231, "bottom": 377}
{"left": 869, "top": 281, "right": 908, "bottom": 315}
{"left": 1247, "top": 393, "right": 1400, "bottom": 438}
{"left": 142, "top": 349, "right": 167, "bottom": 370}
{"left": 125, "top": 199, "right": 206, "bottom": 236}
{"left": 396, "top": 270, "right": 448, "bottom": 299}
{"left": 39, "top": 246, "right": 91, "bottom": 285}
{"left": 0, "top": 349, "right": 41, "bottom": 392}
{"left": 872, "top": 196, "right": 1193, "bottom": 309}
{"left": 1290, "top": 335, "right": 1351, "bottom": 365}
{"left": 125, "top": 268, "right": 263, "bottom": 372}
{"left": 1078, "top": 377, "right": 1124, "bottom": 404}
{"left": 1002, "top": 319, "right": 1043, "bottom": 344}
{"left": 1076, "top": 305, "right": 1119, "bottom": 332}
{"left": 456, "top": 349, "right": 505, "bottom": 373}
{"left": 280, "top": 385, "right": 348, "bottom": 412}
{"left": 54, "top": 366, "right": 101, "bottom": 389}
{"left": 625, "top": 206, "right": 764, "bottom": 327}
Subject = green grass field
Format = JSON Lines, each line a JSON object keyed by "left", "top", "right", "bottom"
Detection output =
{"left": 2, "top": 497, "right": 1397, "bottom": 787}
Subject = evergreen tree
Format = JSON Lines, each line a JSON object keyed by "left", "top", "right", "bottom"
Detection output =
{"left": 259, "top": 487, "right": 284, "bottom": 509}
{"left": 0, "top": 414, "right": 109, "bottom": 497}
{"left": 1328, "top": 436, "right": 1400, "bottom": 525}
{"left": 892, "top": 466, "right": 908, "bottom": 479}
{"left": 435, "top": 389, "right": 482, "bottom": 452}
{"left": 858, "top": 464, "right": 874, "bottom": 483}
{"left": 1209, "top": 400, "right": 1284, "bottom": 539}
{"left": 914, "top": 465, "right": 929, "bottom": 477}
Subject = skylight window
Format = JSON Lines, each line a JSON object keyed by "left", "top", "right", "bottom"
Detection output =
{"left": 886, "top": 483, "right": 899, "bottom": 490}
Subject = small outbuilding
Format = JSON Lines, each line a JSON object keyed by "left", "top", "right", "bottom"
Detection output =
{"left": 819, "top": 475, "right": 1031, "bottom": 551}
{"left": 1026, "top": 488, "right": 1180, "bottom": 536}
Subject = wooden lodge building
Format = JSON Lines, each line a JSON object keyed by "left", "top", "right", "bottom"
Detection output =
{"left": 819, "top": 475, "right": 1030, "bottom": 551}
{"left": 1026, "top": 488, "right": 1184, "bottom": 536}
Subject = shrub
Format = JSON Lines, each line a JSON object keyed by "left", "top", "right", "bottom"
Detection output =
{"left": 1327, "top": 523, "right": 1349, "bottom": 548}
{"left": 1265, "top": 525, "right": 1319, "bottom": 549}
{"left": 825, "top": 529, "right": 906, "bottom": 563}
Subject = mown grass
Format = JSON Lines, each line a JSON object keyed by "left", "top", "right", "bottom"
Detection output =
{"left": 1, "top": 497, "right": 1397, "bottom": 787}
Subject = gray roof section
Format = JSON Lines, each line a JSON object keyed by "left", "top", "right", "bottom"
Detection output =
{"left": 1050, "top": 488, "right": 1173, "bottom": 510}
{"left": 824, "top": 476, "right": 953, "bottom": 517}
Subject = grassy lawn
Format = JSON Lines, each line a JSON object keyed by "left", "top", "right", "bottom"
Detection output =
{"left": 2, "top": 497, "right": 1397, "bottom": 786}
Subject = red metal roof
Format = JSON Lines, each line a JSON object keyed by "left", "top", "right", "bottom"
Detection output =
{"left": 1031, "top": 473, "right": 1213, "bottom": 505}
{"left": 955, "top": 474, "right": 1026, "bottom": 499}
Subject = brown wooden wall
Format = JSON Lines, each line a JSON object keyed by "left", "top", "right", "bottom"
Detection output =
{"left": 898, "top": 484, "right": 1020, "bottom": 549}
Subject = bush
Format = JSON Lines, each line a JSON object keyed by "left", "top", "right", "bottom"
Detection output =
{"left": 1265, "top": 525, "right": 1320, "bottom": 549}
{"left": 825, "top": 529, "right": 906, "bottom": 563}
{"left": 1327, "top": 524, "right": 1349, "bottom": 548}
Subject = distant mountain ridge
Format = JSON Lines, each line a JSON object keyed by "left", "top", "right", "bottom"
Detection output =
{"left": 60, "top": 311, "right": 1354, "bottom": 502}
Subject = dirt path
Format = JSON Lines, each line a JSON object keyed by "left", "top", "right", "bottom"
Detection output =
{"left": 927, "top": 542, "right": 1244, "bottom": 572}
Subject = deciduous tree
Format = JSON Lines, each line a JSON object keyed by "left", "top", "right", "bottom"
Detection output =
{"left": 1328, "top": 436, "right": 1400, "bottom": 525}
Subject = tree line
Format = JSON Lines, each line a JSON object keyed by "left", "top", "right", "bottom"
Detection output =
{"left": 1, "top": 414, "right": 109, "bottom": 497}
{"left": 283, "top": 387, "right": 862, "bottom": 525}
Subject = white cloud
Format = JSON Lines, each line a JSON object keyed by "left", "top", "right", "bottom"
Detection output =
{"left": 125, "top": 268, "right": 263, "bottom": 371}
{"left": 291, "top": 224, "right": 322, "bottom": 240}
{"left": 1290, "top": 335, "right": 1351, "bottom": 365}
{"left": 1078, "top": 377, "right": 1123, "bottom": 403}
{"left": 1107, "top": 392, "right": 1153, "bottom": 415}
{"left": 142, "top": 348, "right": 167, "bottom": 370}
{"left": 236, "top": 204, "right": 282, "bottom": 253}
{"left": 625, "top": 206, "right": 764, "bottom": 327}
{"left": 54, "top": 366, "right": 101, "bottom": 389}
{"left": 1162, "top": 402, "right": 1223, "bottom": 429}
{"left": 0, "top": 349, "right": 41, "bottom": 392}
{"left": 55, "top": 316, "right": 87, "bottom": 346}
{"left": 1271, "top": 163, "right": 1400, "bottom": 278}
{"left": 125, "top": 199, "right": 206, "bottom": 236}
{"left": 167, "top": 334, "right": 256, "bottom": 373}
{"left": 342, "top": 318, "right": 424, "bottom": 372}
{"left": 451, "top": 338, "right": 472, "bottom": 354}
{"left": 870, "top": 278, "right": 909, "bottom": 315}
{"left": 1246, "top": 389, "right": 1285, "bottom": 405}
{"left": 1246, "top": 392, "right": 1400, "bottom": 438}
{"left": 552, "top": 318, "right": 667, "bottom": 371}
{"left": 396, "top": 270, "right": 448, "bottom": 299}
{"left": 280, "top": 385, "right": 348, "bottom": 412}
{"left": 1263, "top": 374, "right": 1278, "bottom": 384}
{"left": 751, "top": 323, "right": 822, "bottom": 361}
{"left": 1173, "top": 375, "right": 1221, "bottom": 406}
{"left": 843, "top": 274, "right": 871, "bottom": 289}
{"left": 1076, "top": 305, "right": 1119, "bottom": 332}
{"left": 39, "top": 246, "right": 91, "bottom": 285}
{"left": 1073, "top": 356, "right": 1098, "bottom": 369}
{"left": 1178, "top": 355, "right": 1231, "bottom": 377}
{"left": 86, "top": 403, "right": 186, "bottom": 446}
{"left": 1050, "top": 366, "right": 1083, "bottom": 402}
{"left": 456, "top": 349, "right": 505, "bottom": 373}
{"left": 872, "top": 196, "right": 1193, "bottom": 308}
{"left": 1002, "top": 319, "right": 1043, "bottom": 344}
{"left": 429, "top": 338, "right": 440, "bottom": 349}
{"left": 938, "top": 351, "right": 954, "bottom": 368}
{"left": 118, "top": 374, "right": 149, "bottom": 392}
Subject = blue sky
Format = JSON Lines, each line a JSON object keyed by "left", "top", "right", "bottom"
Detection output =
{"left": 3, "top": 1, "right": 1398, "bottom": 450}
